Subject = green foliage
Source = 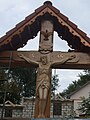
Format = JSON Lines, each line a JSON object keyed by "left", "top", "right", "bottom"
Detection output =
{"left": 0, "top": 67, "right": 37, "bottom": 104}
{"left": 78, "top": 96, "right": 90, "bottom": 115}
{"left": 61, "top": 69, "right": 90, "bottom": 98}
{"left": 51, "top": 74, "right": 59, "bottom": 95}
{"left": 9, "top": 67, "right": 37, "bottom": 97}
{"left": 0, "top": 68, "right": 59, "bottom": 104}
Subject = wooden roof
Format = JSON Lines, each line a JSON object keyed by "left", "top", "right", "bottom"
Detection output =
{"left": 0, "top": 1, "right": 90, "bottom": 52}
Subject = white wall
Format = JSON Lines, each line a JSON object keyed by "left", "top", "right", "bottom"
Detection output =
{"left": 70, "top": 83, "right": 90, "bottom": 116}
{"left": 71, "top": 83, "right": 90, "bottom": 99}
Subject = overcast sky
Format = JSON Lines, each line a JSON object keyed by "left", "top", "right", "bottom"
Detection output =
{"left": 0, "top": 0, "right": 90, "bottom": 92}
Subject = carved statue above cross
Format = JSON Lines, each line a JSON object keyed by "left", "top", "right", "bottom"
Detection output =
{"left": 39, "top": 20, "right": 54, "bottom": 54}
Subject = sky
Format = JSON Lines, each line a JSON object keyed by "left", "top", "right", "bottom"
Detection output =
{"left": 0, "top": 0, "right": 90, "bottom": 92}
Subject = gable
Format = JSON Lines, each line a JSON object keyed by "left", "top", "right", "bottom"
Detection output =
{"left": 5, "top": 100, "right": 15, "bottom": 107}
{"left": 70, "top": 81, "right": 90, "bottom": 99}
{"left": 0, "top": 1, "right": 90, "bottom": 52}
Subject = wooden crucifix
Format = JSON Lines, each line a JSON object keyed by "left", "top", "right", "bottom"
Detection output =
{"left": 17, "top": 20, "right": 79, "bottom": 118}
{"left": 0, "top": 20, "right": 90, "bottom": 118}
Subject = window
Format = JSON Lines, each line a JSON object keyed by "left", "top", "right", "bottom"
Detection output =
{"left": 53, "top": 100, "right": 61, "bottom": 115}
{"left": 5, "top": 109, "right": 12, "bottom": 117}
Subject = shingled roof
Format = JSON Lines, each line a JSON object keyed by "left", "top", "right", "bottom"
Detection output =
{"left": 0, "top": 1, "right": 90, "bottom": 52}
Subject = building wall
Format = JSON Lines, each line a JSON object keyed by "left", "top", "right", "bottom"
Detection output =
{"left": 12, "top": 109, "right": 23, "bottom": 118}
{"left": 22, "top": 98, "right": 35, "bottom": 118}
{"left": 0, "top": 98, "right": 74, "bottom": 119}
{"left": 51, "top": 100, "right": 74, "bottom": 118}
{"left": 70, "top": 83, "right": 90, "bottom": 116}
{"left": 70, "top": 83, "right": 90, "bottom": 99}
{"left": 61, "top": 101, "right": 74, "bottom": 118}
{"left": 0, "top": 98, "right": 35, "bottom": 119}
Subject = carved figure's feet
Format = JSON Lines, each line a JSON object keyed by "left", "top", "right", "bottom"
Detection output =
{"left": 38, "top": 114, "right": 42, "bottom": 118}
{"left": 38, "top": 114, "right": 45, "bottom": 118}
{"left": 41, "top": 114, "right": 45, "bottom": 118}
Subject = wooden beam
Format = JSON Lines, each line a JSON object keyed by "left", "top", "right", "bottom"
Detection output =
{"left": 0, "top": 51, "right": 40, "bottom": 68}
{"left": 51, "top": 51, "right": 90, "bottom": 69}
{"left": 0, "top": 51, "right": 90, "bottom": 69}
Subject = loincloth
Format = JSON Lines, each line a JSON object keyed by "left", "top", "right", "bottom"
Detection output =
{"left": 36, "top": 73, "right": 50, "bottom": 94}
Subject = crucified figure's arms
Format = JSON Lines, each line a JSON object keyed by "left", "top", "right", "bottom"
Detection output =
{"left": 52, "top": 55, "right": 78, "bottom": 65}
{"left": 18, "top": 54, "right": 39, "bottom": 65}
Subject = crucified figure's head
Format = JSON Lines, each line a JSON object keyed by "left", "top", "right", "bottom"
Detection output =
{"left": 40, "top": 56, "right": 47, "bottom": 65}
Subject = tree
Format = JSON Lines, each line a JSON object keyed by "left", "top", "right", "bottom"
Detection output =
{"left": 51, "top": 74, "right": 59, "bottom": 96}
{"left": 0, "top": 69, "right": 21, "bottom": 104}
{"left": 77, "top": 70, "right": 90, "bottom": 87}
{"left": 9, "top": 68, "right": 59, "bottom": 98}
{"left": 9, "top": 67, "right": 37, "bottom": 97}
{"left": 78, "top": 96, "right": 90, "bottom": 115}
{"left": 0, "top": 67, "right": 36, "bottom": 104}
{"left": 0, "top": 68, "right": 59, "bottom": 104}
{"left": 61, "top": 69, "right": 90, "bottom": 98}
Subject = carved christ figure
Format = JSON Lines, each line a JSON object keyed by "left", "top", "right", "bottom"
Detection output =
{"left": 18, "top": 54, "right": 77, "bottom": 118}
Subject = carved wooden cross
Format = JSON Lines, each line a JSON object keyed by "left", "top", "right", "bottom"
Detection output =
{"left": 0, "top": 20, "right": 90, "bottom": 118}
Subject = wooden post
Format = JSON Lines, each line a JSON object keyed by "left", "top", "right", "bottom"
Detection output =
{"left": 35, "top": 20, "right": 54, "bottom": 118}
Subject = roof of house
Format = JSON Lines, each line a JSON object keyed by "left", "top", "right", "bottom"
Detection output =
{"left": 0, "top": 100, "right": 23, "bottom": 109}
{"left": 0, "top": 1, "right": 90, "bottom": 52}
{"left": 69, "top": 81, "right": 90, "bottom": 97}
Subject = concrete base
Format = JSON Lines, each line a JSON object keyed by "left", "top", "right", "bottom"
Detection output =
{"left": 31, "top": 118, "right": 71, "bottom": 120}
{"left": 0, "top": 118, "right": 31, "bottom": 120}
{"left": 0, "top": 118, "right": 74, "bottom": 120}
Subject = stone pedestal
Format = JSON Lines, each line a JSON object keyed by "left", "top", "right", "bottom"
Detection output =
{"left": 31, "top": 118, "right": 70, "bottom": 120}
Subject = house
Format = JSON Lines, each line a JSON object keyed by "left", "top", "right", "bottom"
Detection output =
{"left": 70, "top": 81, "right": 90, "bottom": 117}
{"left": 0, "top": 96, "right": 74, "bottom": 119}
{"left": 0, "top": 98, "right": 35, "bottom": 119}
{"left": 51, "top": 94, "right": 74, "bottom": 118}
{"left": 0, "top": 100, "right": 23, "bottom": 118}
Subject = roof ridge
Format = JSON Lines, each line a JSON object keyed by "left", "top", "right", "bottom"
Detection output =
{"left": 0, "top": 1, "right": 90, "bottom": 51}
{"left": 70, "top": 80, "right": 90, "bottom": 97}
